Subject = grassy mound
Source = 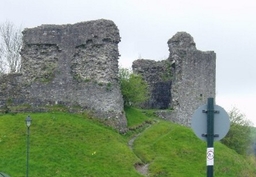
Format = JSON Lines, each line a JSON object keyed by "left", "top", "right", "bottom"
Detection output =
{"left": 0, "top": 113, "right": 141, "bottom": 177}
{"left": 0, "top": 108, "right": 255, "bottom": 176}
{"left": 133, "top": 120, "right": 256, "bottom": 177}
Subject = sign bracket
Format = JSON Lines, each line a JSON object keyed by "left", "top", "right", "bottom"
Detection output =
{"left": 202, "top": 110, "right": 220, "bottom": 114}
{"left": 201, "top": 133, "right": 219, "bottom": 138}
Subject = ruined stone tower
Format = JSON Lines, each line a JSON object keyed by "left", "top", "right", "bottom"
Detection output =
{"left": 133, "top": 32, "right": 216, "bottom": 126}
{"left": 0, "top": 19, "right": 216, "bottom": 130}
{"left": 0, "top": 19, "right": 127, "bottom": 132}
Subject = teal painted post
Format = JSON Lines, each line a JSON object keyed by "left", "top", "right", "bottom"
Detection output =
{"left": 207, "top": 98, "right": 214, "bottom": 177}
{"left": 26, "top": 126, "right": 30, "bottom": 177}
{"left": 25, "top": 116, "right": 32, "bottom": 177}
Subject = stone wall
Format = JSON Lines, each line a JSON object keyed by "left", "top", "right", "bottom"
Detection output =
{"left": 0, "top": 20, "right": 216, "bottom": 130}
{"left": 0, "top": 19, "right": 127, "bottom": 132}
{"left": 133, "top": 32, "right": 216, "bottom": 126}
{"left": 132, "top": 59, "right": 172, "bottom": 109}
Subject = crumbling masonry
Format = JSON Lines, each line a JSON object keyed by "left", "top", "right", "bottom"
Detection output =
{"left": 0, "top": 19, "right": 127, "bottom": 132}
{"left": 0, "top": 19, "right": 215, "bottom": 130}
{"left": 133, "top": 32, "right": 216, "bottom": 126}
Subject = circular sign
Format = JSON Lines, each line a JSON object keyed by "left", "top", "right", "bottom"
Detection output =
{"left": 191, "top": 104, "right": 230, "bottom": 141}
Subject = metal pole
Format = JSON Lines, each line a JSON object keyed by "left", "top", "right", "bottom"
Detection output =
{"left": 26, "top": 126, "right": 30, "bottom": 177}
{"left": 207, "top": 98, "right": 214, "bottom": 177}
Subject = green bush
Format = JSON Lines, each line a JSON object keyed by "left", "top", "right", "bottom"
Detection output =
{"left": 119, "top": 68, "right": 149, "bottom": 107}
{"left": 221, "top": 107, "right": 253, "bottom": 155}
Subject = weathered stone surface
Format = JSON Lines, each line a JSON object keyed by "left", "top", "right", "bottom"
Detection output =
{"left": 132, "top": 59, "right": 172, "bottom": 109}
{"left": 169, "top": 32, "right": 216, "bottom": 126}
{"left": 167, "top": 32, "right": 196, "bottom": 53}
{"left": 133, "top": 32, "right": 216, "bottom": 126}
{"left": 0, "top": 21, "right": 215, "bottom": 129}
{"left": 0, "top": 19, "right": 127, "bottom": 132}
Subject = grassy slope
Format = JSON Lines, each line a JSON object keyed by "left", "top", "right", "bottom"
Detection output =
{"left": 0, "top": 113, "right": 142, "bottom": 177}
{"left": 0, "top": 108, "right": 256, "bottom": 176}
{"left": 133, "top": 121, "right": 256, "bottom": 177}
{"left": 126, "top": 108, "right": 256, "bottom": 177}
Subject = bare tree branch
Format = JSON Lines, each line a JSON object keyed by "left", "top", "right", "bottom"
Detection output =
{"left": 0, "top": 21, "right": 22, "bottom": 74}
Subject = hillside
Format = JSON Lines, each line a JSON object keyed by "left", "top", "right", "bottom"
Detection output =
{"left": 0, "top": 108, "right": 256, "bottom": 177}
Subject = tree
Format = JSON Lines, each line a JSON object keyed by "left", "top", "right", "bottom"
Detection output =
{"left": 119, "top": 68, "right": 149, "bottom": 107}
{"left": 221, "top": 107, "right": 253, "bottom": 155}
{"left": 0, "top": 21, "right": 22, "bottom": 74}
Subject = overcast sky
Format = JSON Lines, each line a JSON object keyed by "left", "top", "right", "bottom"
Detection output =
{"left": 1, "top": 0, "right": 256, "bottom": 125}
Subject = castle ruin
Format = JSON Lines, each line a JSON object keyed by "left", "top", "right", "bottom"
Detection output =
{"left": 0, "top": 19, "right": 127, "bottom": 132}
{"left": 133, "top": 32, "right": 216, "bottom": 126}
{"left": 0, "top": 19, "right": 216, "bottom": 130}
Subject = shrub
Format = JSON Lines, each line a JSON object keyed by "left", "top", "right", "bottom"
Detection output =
{"left": 118, "top": 68, "right": 149, "bottom": 107}
{"left": 221, "top": 107, "right": 253, "bottom": 155}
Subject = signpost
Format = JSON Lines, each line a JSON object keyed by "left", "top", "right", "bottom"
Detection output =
{"left": 191, "top": 98, "right": 230, "bottom": 177}
{"left": 0, "top": 172, "right": 10, "bottom": 177}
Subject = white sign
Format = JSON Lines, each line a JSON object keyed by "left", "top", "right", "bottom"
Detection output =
{"left": 207, "top": 147, "right": 214, "bottom": 166}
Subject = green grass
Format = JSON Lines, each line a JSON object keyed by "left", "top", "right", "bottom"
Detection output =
{"left": 125, "top": 107, "right": 154, "bottom": 127}
{"left": 0, "top": 113, "right": 142, "bottom": 177}
{"left": 0, "top": 109, "right": 256, "bottom": 176}
{"left": 133, "top": 121, "right": 256, "bottom": 177}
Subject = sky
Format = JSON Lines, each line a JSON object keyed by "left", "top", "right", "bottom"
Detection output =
{"left": 1, "top": 0, "right": 256, "bottom": 125}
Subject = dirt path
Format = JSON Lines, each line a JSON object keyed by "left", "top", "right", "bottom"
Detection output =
{"left": 128, "top": 122, "right": 156, "bottom": 177}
